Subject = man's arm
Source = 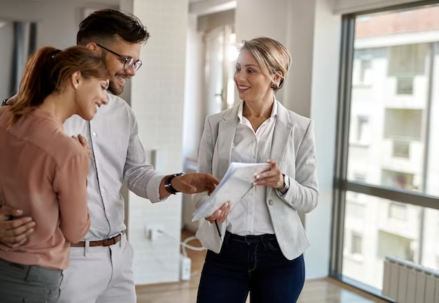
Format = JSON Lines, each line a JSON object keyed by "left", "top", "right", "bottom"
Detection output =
{"left": 0, "top": 206, "right": 35, "bottom": 248}
{"left": 123, "top": 105, "right": 218, "bottom": 201}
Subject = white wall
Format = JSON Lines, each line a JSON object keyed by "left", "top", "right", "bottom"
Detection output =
{"left": 307, "top": 0, "right": 341, "bottom": 279}
{"left": 125, "top": 0, "right": 189, "bottom": 285}
{"left": 183, "top": 15, "right": 206, "bottom": 162}
{"left": 284, "top": 0, "right": 317, "bottom": 118}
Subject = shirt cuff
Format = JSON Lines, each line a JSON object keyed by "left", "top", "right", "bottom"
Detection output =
{"left": 146, "top": 174, "right": 167, "bottom": 203}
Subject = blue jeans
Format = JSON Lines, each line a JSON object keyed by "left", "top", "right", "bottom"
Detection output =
{"left": 197, "top": 232, "right": 305, "bottom": 303}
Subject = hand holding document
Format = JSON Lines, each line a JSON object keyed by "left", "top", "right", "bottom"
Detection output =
{"left": 192, "top": 162, "right": 271, "bottom": 221}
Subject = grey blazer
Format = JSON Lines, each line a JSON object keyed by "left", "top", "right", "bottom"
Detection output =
{"left": 193, "top": 100, "right": 319, "bottom": 260}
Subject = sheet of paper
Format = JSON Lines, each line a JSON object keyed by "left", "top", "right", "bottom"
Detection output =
{"left": 192, "top": 162, "right": 271, "bottom": 221}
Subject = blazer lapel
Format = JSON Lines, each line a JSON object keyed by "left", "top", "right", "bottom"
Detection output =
{"left": 268, "top": 101, "right": 292, "bottom": 196}
{"left": 216, "top": 107, "right": 239, "bottom": 180}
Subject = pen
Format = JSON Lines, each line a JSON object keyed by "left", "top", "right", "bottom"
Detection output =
{"left": 214, "top": 220, "right": 222, "bottom": 238}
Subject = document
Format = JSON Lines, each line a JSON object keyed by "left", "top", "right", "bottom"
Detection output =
{"left": 192, "top": 162, "right": 271, "bottom": 221}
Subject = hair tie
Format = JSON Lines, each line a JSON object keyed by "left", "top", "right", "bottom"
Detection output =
{"left": 51, "top": 49, "right": 62, "bottom": 59}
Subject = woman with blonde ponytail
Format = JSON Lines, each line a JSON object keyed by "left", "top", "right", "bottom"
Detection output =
{"left": 0, "top": 46, "right": 110, "bottom": 302}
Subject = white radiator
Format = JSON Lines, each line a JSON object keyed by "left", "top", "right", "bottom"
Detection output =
{"left": 383, "top": 256, "right": 439, "bottom": 303}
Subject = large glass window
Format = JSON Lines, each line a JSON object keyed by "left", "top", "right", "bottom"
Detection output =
{"left": 333, "top": 2, "right": 439, "bottom": 297}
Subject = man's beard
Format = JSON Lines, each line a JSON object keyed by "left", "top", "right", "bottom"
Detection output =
{"left": 108, "top": 79, "right": 123, "bottom": 95}
{"left": 102, "top": 55, "right": 125, "bottom": 96}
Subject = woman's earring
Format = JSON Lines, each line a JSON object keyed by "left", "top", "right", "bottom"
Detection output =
{"left": 271, "top": 82, "right": 278, "bottom": 89}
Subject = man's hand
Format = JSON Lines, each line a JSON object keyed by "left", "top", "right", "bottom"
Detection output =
{"left": 0, "top": 205, "right": 35, "bottom": 248}
{"left": 205, "top": 202, "right": 230, "bottom": 224}
{"left": 172, "top": 173, "right": 219, "bottom": 195}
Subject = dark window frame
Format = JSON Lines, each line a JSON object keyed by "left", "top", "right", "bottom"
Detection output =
{"left": 330, "top": 1, "right": 439, "bottom": 301}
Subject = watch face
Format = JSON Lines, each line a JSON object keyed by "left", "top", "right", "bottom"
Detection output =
{"left": 285, "top": 176, "right": 290, "bottom": 187}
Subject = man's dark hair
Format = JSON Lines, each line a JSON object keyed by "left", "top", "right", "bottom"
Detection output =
{"left": 77, "top": 9, "right": 150, "bottom": 46}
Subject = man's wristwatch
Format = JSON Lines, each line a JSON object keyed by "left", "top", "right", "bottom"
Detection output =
{"left": 1, "top": 98, "right": 9, "bottom": 107}
{"left": 164, "top": 172, "right": 185, "bottom": 195}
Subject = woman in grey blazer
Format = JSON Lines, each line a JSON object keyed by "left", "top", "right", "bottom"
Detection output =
{"left": 193, "top": 37, "right": 319, "bottom": 303}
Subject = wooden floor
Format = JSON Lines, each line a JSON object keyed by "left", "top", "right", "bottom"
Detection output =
{"left": 136, "top": 231, "right": 387, "bottom": 303}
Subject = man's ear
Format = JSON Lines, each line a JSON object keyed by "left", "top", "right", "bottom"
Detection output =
{"left": 85, "top": 42, "right": 99, "bottom": 53}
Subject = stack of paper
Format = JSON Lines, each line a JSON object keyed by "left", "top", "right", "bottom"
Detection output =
{"left": 192, "top": 162, "right": 271, "bottom": 221}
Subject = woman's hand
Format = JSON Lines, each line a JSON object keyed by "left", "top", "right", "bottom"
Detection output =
{"left": 253, "top": 159, "right": 284, "bottom": 189}
{"left": 205, "top": 201, "right": 230, "bottom": 224}
{"left": 72, "top": 134, "right": 91, "bottom": 159}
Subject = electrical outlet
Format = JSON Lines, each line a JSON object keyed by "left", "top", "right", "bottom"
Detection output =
{"left": 180, "top": 254, "right": 191, "bottom": 281}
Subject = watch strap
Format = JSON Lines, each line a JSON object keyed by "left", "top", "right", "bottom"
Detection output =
{"left": 279, "top": 174, "right": 290, "bottom": 192}
{"left": 164, "top": 172, "right": 184, "bottom": 195}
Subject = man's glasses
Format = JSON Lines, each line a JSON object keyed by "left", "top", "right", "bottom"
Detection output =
{"left": 97, "top": 44, "right": 143, "bottom": 72}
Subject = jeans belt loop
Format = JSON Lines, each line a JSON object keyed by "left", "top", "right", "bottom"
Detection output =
{"left": 224, "top": 231, "right": 230, "bottom": 248}
{"left": 261, "top": 235, "right": 269, "bottom": 249}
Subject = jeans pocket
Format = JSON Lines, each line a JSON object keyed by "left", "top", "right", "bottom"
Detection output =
{"left": 44, "top": 283, "right": 61, "bottom": 302}
{"left": 45, "top": 269, "right": 62, "bottom": 302}
{"left": 266, "top": 239, "right": 280, "bottom": 252}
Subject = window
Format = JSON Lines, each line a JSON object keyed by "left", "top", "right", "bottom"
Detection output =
{"left": 384, "top": 109, "right": 422, "bottom": 141}
{"left": 360, "top": 59, "right": 372, "bottom": 84}
{"left": 353, "top": 48, "right": 385, "bottom": 86}
{"left": 388, "top": 44, "right": 428, "bottom": 95}
{"left": 333, "top": 3, "right": 439, "bottom": 298}
{"left": 381, "top": 169, "right": 415, "bottom": 191}
{"left": 389, "top": 202, "right": 407, "bottom": 220}
{"left": 388, "top": 44, "right": 428, "bottom": 78}
{"left": 356, "top": 116, "right": 369, "bottom": 143}
{"left": 393, "top": 140, "right": 410, "bottom": 158}
{"left": 354, "top": 172, "right": 366, "bottom": 183}
{"left": 351, "top": 233, "right": 363, "bottom": 255}
{"left": 397, "top": 76, "right": 414, "bottom": 95}
{"left": 377, "top": 230, "right": 414, "bottom": 262}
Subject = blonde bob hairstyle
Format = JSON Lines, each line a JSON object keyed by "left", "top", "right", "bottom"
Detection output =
{"left": 240, "top": 37, "right": 291, "bottom": 92}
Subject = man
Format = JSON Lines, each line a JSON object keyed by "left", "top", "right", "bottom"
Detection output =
{"left": 0, "top": 9, "right": 222, "bottom": 303}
